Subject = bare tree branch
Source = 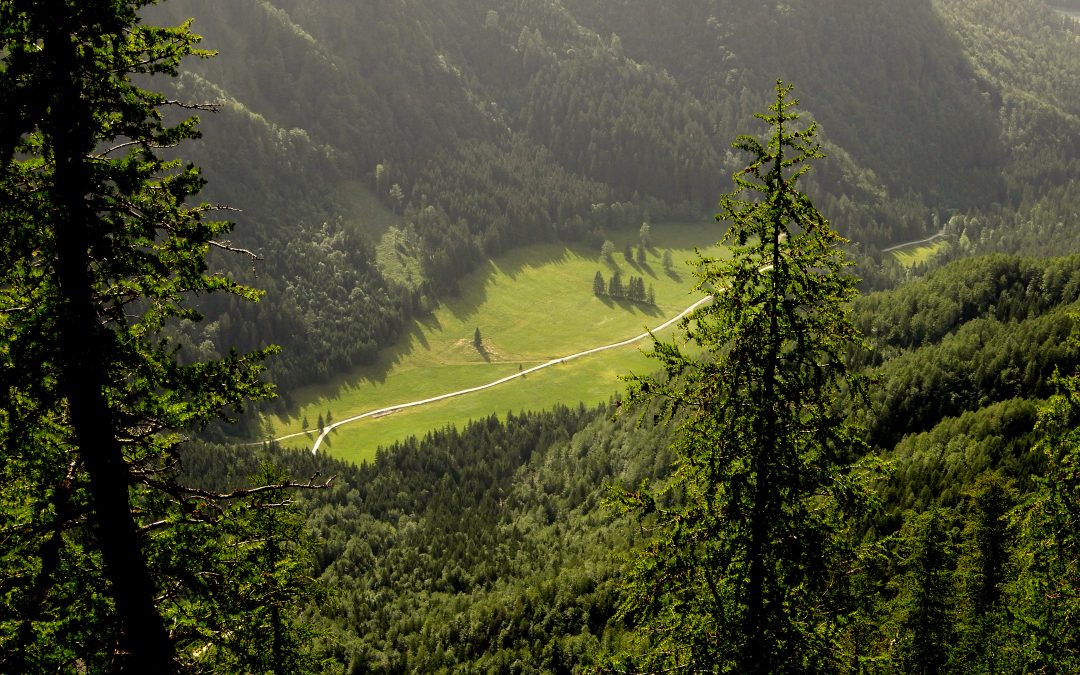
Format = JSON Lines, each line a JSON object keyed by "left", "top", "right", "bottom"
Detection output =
{"left": 95, "top": 140, "right": 142, "bottom": 157}
{"left": 208, "top": 239, "right": 265, "bottom": 275}
{"left": 149, "top": 476, "right": 337, "bottom": 503}
{"left": 162, "top": 100, "right": 221, "bottom": 112}
{"left": 194, "top": 203, "right": 243, "bottom": 214}
{"left": 138, "top": 518, "right": 207, "bottom": 535}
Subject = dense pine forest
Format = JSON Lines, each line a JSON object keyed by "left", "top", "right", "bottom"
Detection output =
{"left": 4, "top": 0, "right": 1080, "bottom": 673}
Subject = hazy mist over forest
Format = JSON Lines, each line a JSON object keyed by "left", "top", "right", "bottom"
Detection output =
{"left": 5, "top": 0, "right": 1080, "bottom": 671}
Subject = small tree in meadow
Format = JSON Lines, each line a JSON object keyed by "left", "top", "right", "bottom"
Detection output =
{"left": 601, "top": 240, "right": 616, "bottom": 262}
{"left": 593, "top": 271, "right": 607, "bottom": 296}
{"left": 662, "top": 249, "right": 674, "bottom": 272}
{"left": 609, "top": 272, "right": 624, "bottom": 298}
{"left": 639, "top": 222, "right": 652, "bottom": 247}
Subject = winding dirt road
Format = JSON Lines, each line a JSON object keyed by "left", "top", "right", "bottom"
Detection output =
{"left": 880, "top": 228, "right": 947, "bottom": 253}
{"left": 276, "top": 293, "right": 715, "bottom": 454}
{"left": 278, "top": 232, "right": 962, "bottom": 455}
{"left": 266, "top": 230, "right": 929, "bottom": 454}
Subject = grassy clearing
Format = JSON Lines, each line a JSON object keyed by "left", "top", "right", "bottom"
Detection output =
{"left": 300, "top": 343, "right": 670, "bottom": 463}
{"left": 331, "top": 179, "right": 427, "bottom": 289}
{"left": 1051, "top": 5, "right": 1080, "bottom": 20}
{"left": 890, "top": 239, "right": 950, "bottom": 268}
{"left": 335, "top": 178, "right": 400, "bottom": 240}
{"left": 269, "top": 221, "right": 726, "bottom": 464}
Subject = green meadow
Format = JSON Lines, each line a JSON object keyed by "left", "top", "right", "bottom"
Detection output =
{"left": 269, "top": 222, "right": 727, "bottom": 464}
{"left": 890, "top": 238, "right": 951, "bottom": 268}
{"left": 1051, "top": 5, "right": 1080, "bottom": 20}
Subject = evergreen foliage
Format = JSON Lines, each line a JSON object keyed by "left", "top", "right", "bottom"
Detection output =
{"left": 608, "top": 83, "right": 876, "bottom": 672}
{"left": 601, "top": 239, "right": 616, "bottom": 262}
{"left": 608, "top": 271, "right": 624, "bottom": 298}
{"left": 891, "top": 509, "right": 957, "bottom": 674}
{"left": 1009, "top": 337, "right": 1080, "bottom": 669}
{"left": 593, "top": 270, "right": 607, "bottom": 296}
{"left": 593, "top": 271, "right": 652, "bottom": 304}
{"left": 0, "top": 3, "right": 322, "bottom": 670}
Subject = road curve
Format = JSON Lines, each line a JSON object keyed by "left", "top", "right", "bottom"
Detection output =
{"left": 262, "top": 231, "right": 925, "bottom": 454}
{"left": 880, "top": 228, "right": 947, "bottom": 253}
{"left": 288, "top": 293, "right": 715, "bottom": 454}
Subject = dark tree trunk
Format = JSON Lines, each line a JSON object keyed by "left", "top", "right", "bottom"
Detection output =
{"left": 47, "top": 20, "right": 178, "bottom": 675}
{"left": 744, "top": 166, "right": 786, "bottom": 674}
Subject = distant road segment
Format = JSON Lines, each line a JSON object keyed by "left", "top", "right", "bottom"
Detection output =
{"left": 302, "top": 293, "right": 714, "bottom": 454}
{"left": 880, "top": 228, "right": 947, "bottom": 253}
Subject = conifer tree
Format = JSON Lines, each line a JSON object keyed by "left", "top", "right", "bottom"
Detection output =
{"left": 601, "top": 239, "right": 616, "bottom": 263}
{"left": 1010, "top": 350, "right": 1080, "bottom": 671}
{"left": 594, "top": 271, "right": 607, "bottom": 296}
{"left": 893, "top": 510, "right": 957, "bottom": 674}
{"left": 609, "top": 271, "right": 624, "bottom": 298}
{"left": 608, "top": 82, "right": 874, "bottom": 673}
{"left": 0, "top": 2, "right": 325, "bottom": 671}
{"left": 639, "top": 222, "right": 652, "bottom": 247}
{"left": 954, "top": 473, "right": 1017, "bottom": 672}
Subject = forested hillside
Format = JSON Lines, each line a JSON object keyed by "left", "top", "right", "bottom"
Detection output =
{"left": 141, "top": 0, "right": 1080, "bottom": 392}
{"left": 7, "top": 0, "right": 1080, "bottom": 672}
{"left": 183, "top": 251, "right": 1080, "bottom": 672}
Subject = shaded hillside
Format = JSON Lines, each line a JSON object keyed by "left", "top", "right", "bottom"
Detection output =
{"left": 142, "top": 0, "right": 1080, "bottom": 393}
{"left": 563, "top": 0, "right": 1006, "bottom": 207}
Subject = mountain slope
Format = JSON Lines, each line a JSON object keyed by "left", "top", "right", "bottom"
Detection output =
{"left": 142, "top": 0, "right": 1080, "bottom": 394}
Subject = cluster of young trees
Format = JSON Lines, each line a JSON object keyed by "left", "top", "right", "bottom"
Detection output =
{"left": 592, "top": 271, "right": 655, "bottom": 304}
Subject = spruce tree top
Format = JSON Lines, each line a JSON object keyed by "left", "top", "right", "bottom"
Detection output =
{"left": 611, "top": 82, "right": 873, "bottom": 674}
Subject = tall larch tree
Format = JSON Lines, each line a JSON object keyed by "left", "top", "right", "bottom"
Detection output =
{"left": 0, "top": 2, "right": 324, "bottom": 672}
{"left": 605, "top": 82, "right": 876, "bottom": 673}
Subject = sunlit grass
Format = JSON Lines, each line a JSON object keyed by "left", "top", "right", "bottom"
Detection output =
{"left": 268, "top": 221, "right": 727, "bottom": 463}
{"left": 890, "top": 239, "right": 950, "bottom": 268}
{"left": 280, "top": 341, "right": 672, "bottom": 464}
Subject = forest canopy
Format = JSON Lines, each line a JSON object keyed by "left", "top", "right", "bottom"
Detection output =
{"left": 2, "top": 0, "right": 1080, "bottom": 672}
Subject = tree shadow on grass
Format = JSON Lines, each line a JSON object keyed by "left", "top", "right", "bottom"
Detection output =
{"left": 597, "top": 294, "right": 663, "bottom": 319}
{"left": 443, "top": 245, "right": 573, "bottom": 325}
{"left": 475, "top": 341, "right": 492, "bottom": 362}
